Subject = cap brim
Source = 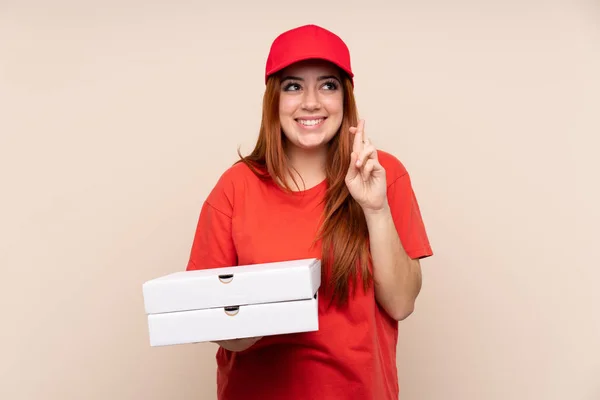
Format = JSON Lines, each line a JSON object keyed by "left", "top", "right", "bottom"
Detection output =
{"left": 265, "top": 55, "right": 354, "bottom": 84}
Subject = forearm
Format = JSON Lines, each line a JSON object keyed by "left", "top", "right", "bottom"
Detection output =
{"left": 364, "top": 204, "right": 422, "bottom": 321}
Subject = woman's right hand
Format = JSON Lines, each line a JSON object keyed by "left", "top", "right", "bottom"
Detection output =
{"left": 212, "top": 336, "right": 263, "bottom": 352}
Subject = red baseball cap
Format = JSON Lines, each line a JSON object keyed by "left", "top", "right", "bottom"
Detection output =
{"left": 265, "top": 24, "right": 354, "bottom": 86}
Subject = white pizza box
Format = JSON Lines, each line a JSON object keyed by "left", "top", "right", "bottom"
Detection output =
{"left": 147, "top": 293, "right": 319, "bottom": 346}
{"left": 142, "top": 258, "right": 321, "bottom": 315}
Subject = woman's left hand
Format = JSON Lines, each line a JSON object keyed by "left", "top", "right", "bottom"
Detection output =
{"left": 345, "top": 119, "right": 388, "bottom": 214}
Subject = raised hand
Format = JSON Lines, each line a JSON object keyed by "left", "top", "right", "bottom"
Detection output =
{"left": 345, "top": 119, "right": 388, "bottom": 214}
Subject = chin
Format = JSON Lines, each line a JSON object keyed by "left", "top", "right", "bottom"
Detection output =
{"left": 296, "top": 142, "right": 325, "bottom": 151}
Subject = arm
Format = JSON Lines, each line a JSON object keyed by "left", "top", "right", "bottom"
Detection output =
{"left": 364, "top": 205, "right": 422, "bottom": 321}
{"left": 344, "top": 120, "right": 433, "bottom": 322}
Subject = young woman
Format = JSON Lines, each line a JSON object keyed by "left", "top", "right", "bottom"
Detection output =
{"left": 186, "top": 24, "right": 433, "bottom": 400}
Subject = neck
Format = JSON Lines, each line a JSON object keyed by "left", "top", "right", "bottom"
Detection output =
{"left": 284, "top": 144, "right": 328, "bottom": 191}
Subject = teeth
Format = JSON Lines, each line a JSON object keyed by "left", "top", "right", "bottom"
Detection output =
{"left": 298, "top": 118, "right": 323, "bottom": 126}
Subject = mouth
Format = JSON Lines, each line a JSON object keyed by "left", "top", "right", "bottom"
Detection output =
{"left": 295, "top": 117, "right": 327, "bottom": 129}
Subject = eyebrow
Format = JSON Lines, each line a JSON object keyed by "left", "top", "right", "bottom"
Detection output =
{"left": 281, "top": 75, "right": 341, "bottom": 82}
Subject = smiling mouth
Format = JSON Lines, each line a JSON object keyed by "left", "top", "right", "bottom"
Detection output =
{"left": 296, "top": 117, "right": 326, "bottom": 127}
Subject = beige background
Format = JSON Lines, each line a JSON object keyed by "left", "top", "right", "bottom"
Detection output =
{"left": 1, "top": 1, "right": 599, "bottom": 399}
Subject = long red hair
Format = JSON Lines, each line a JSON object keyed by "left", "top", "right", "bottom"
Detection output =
{"left": 237, "top": 72, "right": 372, "bottom": 306}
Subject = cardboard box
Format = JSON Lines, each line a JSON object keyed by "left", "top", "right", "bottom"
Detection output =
{"left": 142, "top": 258, "right": 321, "bottom": 346}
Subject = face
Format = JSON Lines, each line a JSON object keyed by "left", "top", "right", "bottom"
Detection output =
{"left": 278, "top": 60, "right": 344, "bottom": 152}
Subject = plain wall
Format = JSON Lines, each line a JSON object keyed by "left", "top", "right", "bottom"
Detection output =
{"left": 1, "top": 1, "right": 598, "bottom": 399}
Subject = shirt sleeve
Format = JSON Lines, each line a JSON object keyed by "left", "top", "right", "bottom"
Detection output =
{"left": 386, "top": 172, "right": 433, "bottom": 260}
{"left": 185, "top": 175, "right": 238, "bottom": 271}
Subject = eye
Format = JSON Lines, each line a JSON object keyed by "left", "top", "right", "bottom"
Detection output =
{"left": 322, "top": 80, "right": 339, "bottom": 90}
{"left": 283, "top": 82, "right": 301, "bottom": 92}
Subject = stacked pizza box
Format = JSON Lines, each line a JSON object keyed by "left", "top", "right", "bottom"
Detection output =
{"left": 142, "top": 258, "right": 321, "bottom": 346}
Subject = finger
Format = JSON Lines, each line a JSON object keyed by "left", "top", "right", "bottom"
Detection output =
{"left": 345, "top": 151, "right": 360, "bottom": 182}
{"left": 351, "top": 126, "right": 361, "bottom": 154}
{"left": 357, "top": 119, "right": 366, "bottom": 143}
{"left": 361, "top": 133, "right": 377, "bottom": 156}
{"left": 361, "top": 159, "right": 375, "bottom": 181}
{"left": 356, "top": 144, "right": 377, "bottom": 167}
{"left": 361, "top": 158, "right": 383, "bottom": 181}
{"left": 352, "top": 120, "right": 365, "bottom": 153}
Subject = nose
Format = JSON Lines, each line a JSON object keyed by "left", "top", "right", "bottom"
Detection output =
{"left": 301, "top": 87, "right": 321, "bottom": 111}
